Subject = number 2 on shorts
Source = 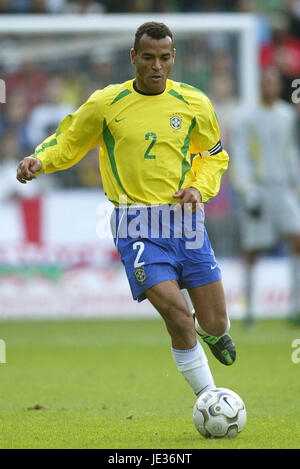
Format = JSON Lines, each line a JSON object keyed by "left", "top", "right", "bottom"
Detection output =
{"left": 133, "top": 241, "right": 145, "bottom": 268}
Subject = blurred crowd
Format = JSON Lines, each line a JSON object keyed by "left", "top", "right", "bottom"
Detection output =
{"left": 0, "top": 0, "right": 281, "bottom": 15}
{"left": 0, "top": 0, "right": 300, "bottom": 254}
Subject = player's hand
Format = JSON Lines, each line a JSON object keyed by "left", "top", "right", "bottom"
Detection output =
{"left": 16, "top": 157, "right": 42, "bottom": 184}
{"left": 173, "top": 187, "right": 202, "bottom": 212}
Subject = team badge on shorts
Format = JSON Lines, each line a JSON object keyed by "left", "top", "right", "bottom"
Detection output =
{"left": 170, "top": 114, "right": 182, "bottom": 130}
{"left": 134, "top": 268, "right": 146, "bottom": 283}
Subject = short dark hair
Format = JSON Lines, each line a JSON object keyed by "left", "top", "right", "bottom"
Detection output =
{"left": 134, "top": 22, "right": 174, "bottom": 52}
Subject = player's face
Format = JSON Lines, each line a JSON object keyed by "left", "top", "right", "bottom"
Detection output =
{"left": 261, "top": 70, "right": 281, "bottom": 103}
{"left": 130, "top": 34, "right": 175, "bottom": 94}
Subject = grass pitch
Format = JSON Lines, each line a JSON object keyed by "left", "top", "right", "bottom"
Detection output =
{"left": 0, "top": 318, "right": 299, "bottom": 449}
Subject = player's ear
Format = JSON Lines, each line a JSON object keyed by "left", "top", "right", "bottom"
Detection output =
{"left": 130, "top": 48, "right": 136, "bottom": 65}
{"left": 172, "top": 48, "right": 176, "bottom": 65}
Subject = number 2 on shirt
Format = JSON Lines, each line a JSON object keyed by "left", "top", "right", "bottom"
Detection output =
{"left": 144, "top": 132, "right": 157, "bottom": 159}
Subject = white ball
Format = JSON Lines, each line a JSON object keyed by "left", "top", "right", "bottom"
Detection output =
{"left": 193, "top": 387, "right": 247, "bottom": 438}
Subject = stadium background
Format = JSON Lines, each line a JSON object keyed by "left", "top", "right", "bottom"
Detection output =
{"left": 0, "top": 0, "right": 300, "bottom": 319}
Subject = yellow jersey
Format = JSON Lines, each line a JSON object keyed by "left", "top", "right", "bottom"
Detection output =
{"left": 33, "top": 78, "right": 229, "bottom": 205}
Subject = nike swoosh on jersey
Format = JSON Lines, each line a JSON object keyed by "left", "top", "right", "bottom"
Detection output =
{"left": 210, "top": 264, "right": 218, "bottom": 269}
{"left": 115, "top": 118, "right": 126, "bottom": 122}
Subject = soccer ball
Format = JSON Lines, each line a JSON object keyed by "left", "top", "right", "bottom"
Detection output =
{"left": 193, "top": 387, "right": 247, "bottom": 438}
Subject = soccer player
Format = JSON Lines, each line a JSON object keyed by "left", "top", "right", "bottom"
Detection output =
{"left": 231, "top": 67, "right": 300, "bottom": 326}
{"left": 16, "top": 22, "right": 235, "bottom": 398}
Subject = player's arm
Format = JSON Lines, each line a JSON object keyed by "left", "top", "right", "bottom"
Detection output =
{"left": 16, "top": 90, "right": 104, "bottom": 183}
{"left": 189, "top": 98, "right": 229, "bottom": 204}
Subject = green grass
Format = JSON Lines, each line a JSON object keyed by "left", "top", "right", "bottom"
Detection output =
{"left": 0, "top": 318, "right": 299, "bottom": 449}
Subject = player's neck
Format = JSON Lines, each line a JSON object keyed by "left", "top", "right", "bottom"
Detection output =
{"left": 133, "top": 79, "right": 166, "bottom": 96}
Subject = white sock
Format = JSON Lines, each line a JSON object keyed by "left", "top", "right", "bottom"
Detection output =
{"left": 192, "top": 310, "right": 230, "bottom": 337}
{"left": 290, "top": 255, "right": 300, "bottom": 313}
{"left": 172, "top": 341, "right": 215, "bottom": 396}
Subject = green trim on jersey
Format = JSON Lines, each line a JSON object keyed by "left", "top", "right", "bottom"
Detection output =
{"left": 179, "top": 83, "right": 221, "bottom": 123}
{"left": 106, "top": 196, "right": 135, "bottom": 207}
{"left": 168, "top": 89, "right": 189, "bottom": 105}
{"left": 110, "top": 89, "right": 132, "bottom": 105}
{"left": 33, "top": 136, "right": 58, "bottom": 157}
{"left": 178, "top": 117, "right": 196, "bottom": 190}
{"left": 103, "top": 118, "right": 134, "bottom": 201}
{"left": 180, "top": 82, "right": 208, "bottom": 98}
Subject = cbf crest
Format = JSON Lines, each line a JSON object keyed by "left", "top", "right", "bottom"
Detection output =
{"left": 169, "top": 113, "right": 182, "bottom": 130}
{"left": 134, "top": 268, "right": 146, "bottom": 283}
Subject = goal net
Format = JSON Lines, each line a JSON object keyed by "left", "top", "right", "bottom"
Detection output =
{"left": 0, "top": 13, "right": 258, "bottom": 103}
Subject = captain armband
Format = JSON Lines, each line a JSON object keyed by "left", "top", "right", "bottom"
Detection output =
{"left": 200, "top": 140, "right": 223, "bottom": 158}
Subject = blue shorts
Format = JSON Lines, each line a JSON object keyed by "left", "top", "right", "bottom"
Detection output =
{"left": 111, "top": 205, "right": 221, "bottom": 302}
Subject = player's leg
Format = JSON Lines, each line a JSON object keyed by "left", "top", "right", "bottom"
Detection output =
{"left": 188, "top": 280, "right": 236, "bottom": 366}
{"left": 188, "top": 280, "right": 227, "bottom": 337}
{"left": 145, "top": 279, "right": 195, "bottom": 349}
{"left": 145, "top": 279, "right": 215, "bottom": 396}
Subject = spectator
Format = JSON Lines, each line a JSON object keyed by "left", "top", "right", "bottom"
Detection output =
{"left": 209, "top": 67, "right": 238, "bottom": 150}
{"left": 65, "top": 0, "right": 105, "bottom": 13}
{"left": 30, "top": 0, "right": 47, "bottom": 13}
{"left": 238, "top": 0, "right": 272, "bottom": 46}
{"left": 260, "top": 14, "right": 300, "bottom": 101}
{"left": 285, "top": 0, "right": 300, "bottom": 38}
{"left": 5, "top": 60, "right": 48, "bottom": 112}
{"left": 0, "top": 0, "right": 13, "bottom": 13}
{"left": 45, "top": 0, "right": 66, "bottom": 13}
{"left": 25, "top": 76, "right": 75, "bottom": 150}
{"left": 4, "top": 93, "right": 31, "bottom": 153}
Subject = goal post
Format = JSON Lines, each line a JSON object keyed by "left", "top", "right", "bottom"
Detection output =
{"left": 0, "top": 13, "right": 259, "bottom": 107}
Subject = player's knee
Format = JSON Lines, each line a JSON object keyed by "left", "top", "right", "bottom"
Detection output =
{"left": 165, "top": 305, "right": 190, "bottom": 327}
{"left": 213, "top": 317, "right": 228, "bottom": 337}
{"left": 162, "top": 302, "right": 192, "bottom": 333}
{"left": 202, "top": 311, "right": 228, "bottom": 337}
{"left": 160, "top": 294, "right": 189, "bottom": 319}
